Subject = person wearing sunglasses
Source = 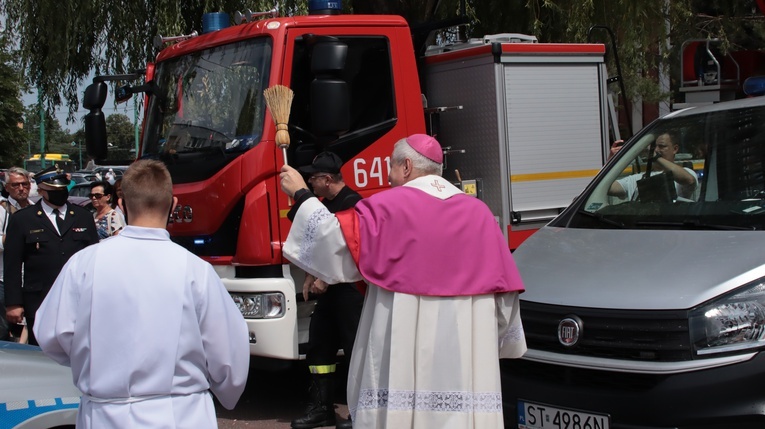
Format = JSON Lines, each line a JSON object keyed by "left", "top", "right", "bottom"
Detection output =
{"left": 287, "top": 152, "right": 363, "bottom": 429}
{"left": 89, "top": 181, "right": 125, "bottom": 241}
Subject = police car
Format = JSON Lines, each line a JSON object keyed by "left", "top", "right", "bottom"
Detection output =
{"left": 0, "top": 341, "right": 79, "bottom": 429}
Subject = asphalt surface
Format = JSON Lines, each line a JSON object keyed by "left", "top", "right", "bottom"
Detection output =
{"left": 216, "top": 359, "right": 350, "bottom": 429}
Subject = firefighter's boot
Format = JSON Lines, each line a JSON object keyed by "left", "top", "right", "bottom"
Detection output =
{"left": 336, "top": 415, "right": 352, "bottom": 429}
{"left": 291, "top": 375, "right": 336, "bottom": 429}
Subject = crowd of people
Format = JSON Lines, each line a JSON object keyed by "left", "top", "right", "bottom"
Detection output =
{"left": 1, "top": 134, "right": 529, "bottom": 429}
{"left": 0, "top": 165, "right": 127, "bottom": 343}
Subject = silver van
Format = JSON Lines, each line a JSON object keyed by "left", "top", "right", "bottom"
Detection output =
{"left": 503, "top": 96, "right": 765, "bottom": 429}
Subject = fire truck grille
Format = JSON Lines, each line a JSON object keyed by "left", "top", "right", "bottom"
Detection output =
{"left": 521, "top": 301, "right": 693, "bottom": 361}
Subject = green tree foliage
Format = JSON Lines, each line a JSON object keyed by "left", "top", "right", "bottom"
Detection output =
{"left": 4, "top": 0, "right": 765, "bottom": 118}
{"left": 105, "top": 114, "right": 136, "bottom": 150}
{"left": 353, "top": 0, "right": 765, "bottom": 105}
{"left": 514, "top": 0, "right": 765, "bottom": 103}
{"left": 105, "top": 113, "right": 138, "bottom": 161}
{"left": 1, "top": 0, "right": 443, "bottom": 122}
{"left": 23, "top": 105, "right": 76, "bottom": 163}
{"left": 352, "top": 0, "right": 440, "bottom": 22}
{"left": 2, "top": 0, "right": 306, "bottom": 120}
{"left": 517, "top": 0, "right": 680, "bottom": 103}
{"left": 0, "top": 35, "right": 27, "bottom": 168}
{"left": 19, "top": 114, "right": 133, "bottom": 170}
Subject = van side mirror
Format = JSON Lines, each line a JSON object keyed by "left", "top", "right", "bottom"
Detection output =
{"left": 83, "top": 82, "right": 108, "bottom": 160}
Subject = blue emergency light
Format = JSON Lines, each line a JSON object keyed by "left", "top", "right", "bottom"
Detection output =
{"left": 308, "top": 0, "right": 342, "bottom": 15}
{"left": 743, "top": 76, "right": 765, "bottom": 97}
{"left": 202, "top": 12, "right": 230, "bottom": 34}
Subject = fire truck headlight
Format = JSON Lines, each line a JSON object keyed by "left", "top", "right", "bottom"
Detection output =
{"left": 230, "top": 293, "right": 286, "bottom": 319}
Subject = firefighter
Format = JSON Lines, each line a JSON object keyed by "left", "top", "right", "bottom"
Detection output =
{"left": 288, "top": 152, "right": 364, "bottom": 429}
{"left": 4, "top": 165, "right": 99, "bottom": 345}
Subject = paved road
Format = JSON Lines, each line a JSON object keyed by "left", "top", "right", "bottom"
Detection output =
{"left": 216, "top": 360, "right": 350, "bottom": 429}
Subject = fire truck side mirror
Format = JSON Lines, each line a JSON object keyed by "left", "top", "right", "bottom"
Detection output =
{"left": 83, "top": 82, "right": 107, "bottom": 109}
{"left": 84, "top": 112, "right": 107, "bottom": 160}
{"left": 310, "top": 39, "right": 350, "bottom": 136}
{"left": 311, "top": 39, "right": 346, "bottom": 72}
{"left": 115, "top": 84, "right": 134, "bottom": 104}
{"left": 83, "top": 82, "right": 108, "bottom": 160}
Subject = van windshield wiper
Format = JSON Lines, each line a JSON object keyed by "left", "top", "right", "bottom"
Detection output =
{"left": 576, "top": 210, "right": 625, "bottom": 228}
{"left": 633, "top": 220, "right": 756, "bottom": 230}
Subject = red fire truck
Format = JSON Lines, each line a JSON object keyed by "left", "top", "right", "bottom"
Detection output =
{"left": 83, "top": 2, "right": 611, "bottom": 360}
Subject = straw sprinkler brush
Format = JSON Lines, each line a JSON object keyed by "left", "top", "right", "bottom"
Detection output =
{"left": 263, "top": 85, "right": 294, "bottom": 165}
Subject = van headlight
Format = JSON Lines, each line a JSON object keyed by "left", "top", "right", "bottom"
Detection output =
{"left": 690, "top": 280, "right": 765, "bottom": 356}
{"left": 230, "top": 293, "right": 286, "bottom": 319}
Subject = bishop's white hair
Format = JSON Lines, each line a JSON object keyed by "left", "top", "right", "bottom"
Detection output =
{"left": 391, "top": 138, "right": 443, "bottom": 176}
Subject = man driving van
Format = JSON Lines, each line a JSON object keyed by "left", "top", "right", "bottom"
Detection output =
{"left": 608, "top": 132, "right": 698, "bottom": 201}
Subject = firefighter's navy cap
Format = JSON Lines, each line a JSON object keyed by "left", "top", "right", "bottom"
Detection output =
{"left": 299, "top": 152, "right": 343, "bottom": 175}
{"left": 34, "top": 165, "right": 70, "bottom": 189}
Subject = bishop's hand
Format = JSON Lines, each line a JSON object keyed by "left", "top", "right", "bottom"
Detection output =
{"left": 280, "top": 165, "right": 308, "bottom": 198}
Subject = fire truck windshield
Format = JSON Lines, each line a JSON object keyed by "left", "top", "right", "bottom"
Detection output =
{"left": 142, "top": 38, "right": 273, "bottom": 184}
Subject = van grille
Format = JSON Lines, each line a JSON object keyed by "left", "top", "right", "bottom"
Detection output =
{"left": 521, "top": 301, "right": 693, "bottom": 361}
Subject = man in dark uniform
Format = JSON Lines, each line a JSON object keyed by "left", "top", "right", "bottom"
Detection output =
{"left": 289, "top": 152, "right": 364, "bottom": 429}
{"left": 4, "top": 166, "right": 99, "bottom": 345}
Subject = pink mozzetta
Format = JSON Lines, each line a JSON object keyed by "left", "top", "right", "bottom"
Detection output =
{"left": 337, "top": 185, "right": 524, "bottom": 297}
{"left": 406, "top": 134, "right": 444, "bottom": 164}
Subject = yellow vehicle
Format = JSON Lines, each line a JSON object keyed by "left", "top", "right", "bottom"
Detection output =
{"left": 25, "top": 154, "right": 76, "bottom": 173}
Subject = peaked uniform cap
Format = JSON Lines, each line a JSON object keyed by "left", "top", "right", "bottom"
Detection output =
{"left": 34, "top": 165, "right": 70, "bottom": 189}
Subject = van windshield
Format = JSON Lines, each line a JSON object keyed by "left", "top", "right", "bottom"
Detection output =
{"left": 566, "top": 104, "right": 765, "bottom": 230}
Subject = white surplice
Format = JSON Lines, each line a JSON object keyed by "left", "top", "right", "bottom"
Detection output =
{"left": 284, "top": 178, "right": 526, "bottom": 429}
{"left": 34, "top": 226, "right": 250, "bottom": 429}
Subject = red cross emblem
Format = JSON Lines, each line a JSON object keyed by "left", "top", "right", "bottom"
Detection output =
{"left": 430, "top": 179, "right": 446, "bottom": 192}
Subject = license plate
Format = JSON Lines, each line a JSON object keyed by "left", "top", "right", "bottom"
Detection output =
{"left": 518, "top": 400, "right": 610, "bottom": 429}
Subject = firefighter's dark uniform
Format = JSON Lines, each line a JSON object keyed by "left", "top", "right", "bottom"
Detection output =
{"left": 287, "top": 159, "right": 364, "bottom": 429}
{"left": 304, "top": 185, "right": 364, "bottom": 372}
{"left": 3, "top": 168, "right": 99, "bottom": 345}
